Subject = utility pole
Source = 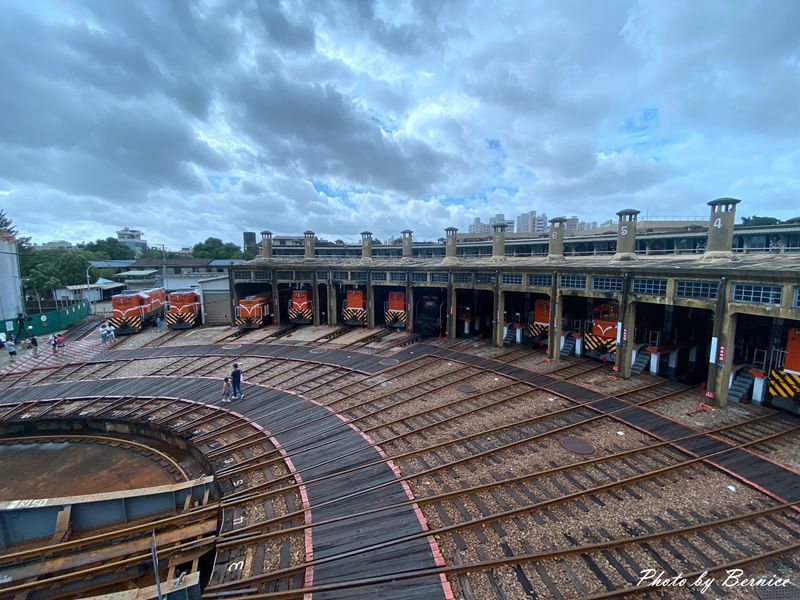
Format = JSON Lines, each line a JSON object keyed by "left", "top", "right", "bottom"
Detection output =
{"left": 85, "top": 266, "right": 93, "bottom": 315}
{"left": 161, "top": 244, "right": 166, "bottom": 288}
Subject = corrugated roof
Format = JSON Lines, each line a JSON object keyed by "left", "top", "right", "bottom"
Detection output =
{"left": 115, "top": 269, "right": 160, "bottom": 277}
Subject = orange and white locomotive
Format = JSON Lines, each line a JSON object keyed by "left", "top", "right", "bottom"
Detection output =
{"left": 384, "top": 291, "right": 407, "bottom": 328}
{"left": 584, "top": 303, "right": 619, "bottom": 357}
{"left": 527, "top": 299, "right": 550, "bottom": 340}
{"left": 235, "top": 293, "right": 272, "bottom": 329}
{"left": 166, "top": 290, "right": 202, "bottom": 330}
{"left": 288, "top": 289, "right": 312, "bottom": 324}
{"left": 342, "top": 289, "right": 367, "bottom": 327}
{"left": 108, "top": 287, "right": 166, "bottom": 335}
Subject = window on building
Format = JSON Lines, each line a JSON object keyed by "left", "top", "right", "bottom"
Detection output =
{"left": 174, "top": 267, "right": 182, "bottom": 275}
{"left": 632, "top": 278, "right": 667, "bottom": 296}
{"left": 390, "top": 272, "right": 407, "bottom": 282}
{"left": 253, "top": 270, "right": 271, "bottom": 279}
{"left": 350, "top": 271, "right": 368, "bottom": 281}
{"left": 411, "top": 272, "right": 428, "bottom": 283}
{"left": 528, "top": 274, "right": 552, "bottom": 287}
{"left": 475, "top": 273, "right": 496, "bottom": 284}
{"left": 454, "top": 272, "right": 472, "bottom": 283}
{"left": 294, "top": 271, "right": 313, "bottom": 280}
{"left": 275, "top": 271, "right": 293, "bottom": 279}
{"left": 233, "top": 270, "right": 251, "bottom": 280}
{"left": 430, "top": 273, "right": 449, "bottom": 283}
{"left": 501, "top": 273, "right": 523, "bottom": 285}
{"left": 371, "top": 271, "right": 387, "bottom": 281}
{"left": 332, "top": 271, "right": 348, "bottom": 281}
{"left": 731, "top": 283, "right": 782, "bottom": 305}
{"left": 675, "top": 280, "right": 719, "bottom": 299}
{"left": 591, "top": 276, "right": 623, "bottom": 292}
{"left": 559, "top": 275, "right": 586, "bottom": 289}
{"left": 795, "top": 287, "right": 800, "bottom": 308}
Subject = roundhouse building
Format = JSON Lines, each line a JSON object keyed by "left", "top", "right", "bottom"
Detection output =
{"left": 230, "top": 200, "right": 800, "bottom": 411}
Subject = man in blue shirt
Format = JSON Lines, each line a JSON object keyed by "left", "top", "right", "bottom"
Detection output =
{"left": 231, "top": 363, "right": 243, "bottom": 400}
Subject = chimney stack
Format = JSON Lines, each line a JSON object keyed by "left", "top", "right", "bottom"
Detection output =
{"left": 491, "top": 222, "right": 507, "bottom": 261}
{"left": 361, "top": 231, "right": 373, "bottom": 260}
{"left": 303, "top": 230, "right": 315, "bottom": 260}
{"left": 260, "top": 230, "right": 273, "bottom": 259}
{"left": 401, "top": 229, "right": 413, "bottom": 261}
{"left": 546, "top": 217, "right": 567, "bottom": 262}
{"left": 443, "top": 227, "right": 458, "bottom": 263}
{"left": 702, "top": 198, "right": 741, "bottom": 260}
{"left": 610, "top": 209, "right": 640, "bottom": 261}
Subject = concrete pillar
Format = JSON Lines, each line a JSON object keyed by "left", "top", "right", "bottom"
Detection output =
{"left": 401, "top": 230, "right": 413, "bottom": 261}
{"left": 328, "top": 283, "right": 338, "bottom": 326}
{"left": 611, "top": 209, "right": 640, "bottom": 262}
{"left": 444, "top": 227, "right": 458, "bottom": 263}
{"left": 574, "top": 335, "right": 583, "bottom": 356}
{"left": 688, "top": 345, "right": 698, "bottom": 371}
{"left": 751, "top": 369, "right": 767, "bottom": 403}
{"left": 260, "top": 230, "right": 273, "bottom": 258}
{"left": 447, "top": 281, "right": 457, "bottom": 339}
{"left": 546, "top": 217, "right": 567, "bottom": 262}
{"left": 272, "top": 281, "right": 281, "bottom": 325}
{"left": 706, "top": 277, "right": 733, "bottom": 407}
{"left": 668, "top": 350, "right": 678, "bottom": 378}
{"left": 303, "top": 230, "right": 315, "bottom": 260}
{"left": 311, "top": 277, "right": 320, "bottom": 326}
{"left": 366, "top": 282, "right": 375, "bottom": 329}
{"left": 702, "top": 198, "right": 741, "bottom": 261}
{"left": 493, "top": 287, "right": 504, "bottom": 347}
{"left": 361, "top": 231, "right": 373, "bottom": 261}
{"left": 547, "top": 274, "right": 560, "bottom": 359}
{"left": 491, "top": 223, "right": 507, "bottom": 262}
{"left": 406, "top": 284, "right": 414, "bottom": 333}
{"left": 619, "top": 298, "right": 636, "bottom": 378}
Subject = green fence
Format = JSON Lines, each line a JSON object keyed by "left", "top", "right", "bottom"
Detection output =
{"left": 5, "top": 302, "right": 91, "bottom": 338}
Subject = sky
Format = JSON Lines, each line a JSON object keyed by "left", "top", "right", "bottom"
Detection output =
{"left": 1, "top": 0, "right": 799, "bottom": 248}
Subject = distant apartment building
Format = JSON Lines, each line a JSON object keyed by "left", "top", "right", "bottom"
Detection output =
{"left": 116, "top": 228, "right": 148, "bottom": 256}
{"left": 489, "top": 213, "right": 514, "bottom": 232}
{"left": 39, "top": 240, "right": 74, "bottom": 250}
{"left": 516, "top": 211, "right": 549, "bottom": 233}
{"left": 468, "top": 218, "right": 492, "bottom": 234}
{"left": 565, "top": 216, "right": 579, "bottom": 236}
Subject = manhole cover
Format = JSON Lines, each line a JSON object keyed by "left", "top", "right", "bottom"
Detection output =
{"left": 560, "top": 436, "right": 596, "bottom": 455}
{"left": 456, "top": 384, "right": 478, "bottom": 393}
{"left": 309, "top": 348, "right": 327, "bottom": 354}
{"left": 756, "top": 584, "right": 800, "bottom": 600}
{"left": 222, "top": 345, "right": 242, "bottom": 350}
{"left": 379, "top": 359, "right": 399, "bottom": 366}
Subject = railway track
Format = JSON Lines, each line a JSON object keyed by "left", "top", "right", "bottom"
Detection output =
{"left": 2, "top": 341, "right": 800, "bottom": 598}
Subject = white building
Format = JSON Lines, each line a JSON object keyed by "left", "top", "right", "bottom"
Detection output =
{"left": 0, "top": 233, "right": 23, "bottom": 334}
{"left": 489, "top": 213, "right": 514, "bottom": 232}
{"left": 468, "top": 218, "right": 491, "bottom": 234}
{"left": 516, "top": 211, "right": 548, "bottom": 233}
{"left": 116, "top": 228, "right": 148, "bottom": 256}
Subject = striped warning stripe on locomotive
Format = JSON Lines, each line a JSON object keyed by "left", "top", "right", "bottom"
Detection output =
{"left": 108, "top": 316, "right": 143, "bottom": 332}
{"left": 288, "top": 308, "right": 313, "bottom": 321}
{"left": 584, "top": 333, "right": 616, "bottom": 355}
{"left": 769, "top": 369, "right": 800, "bottom": 399}
{"left": 385, "top": 310, "right": 407, "bottom": 324}
{"left": 166, "top": 312, "right": 196, "bottom": 326}
{"left": 342, "top": 308, "right": 367, "bottom": 323}
{"left": 235, "top": 316, "right": 261, "bottom": 327}
{"left": 528, "top": 323, "right": 548, "bottom": 337}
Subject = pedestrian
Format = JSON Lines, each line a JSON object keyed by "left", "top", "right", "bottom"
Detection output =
{"left": 231, "top": 363, "right": 243, "bottom": 400}
{"left": 221, "top": 377, "right": 232, "bottom": 403}
{"left": 49, "top": 333, "right": 57, "bottom": 354}
{"left": 56, "top": 334, "right": 65, "bottom": 349}
{"left": 6, "top": 339, "right": 16, "bottom": 361}
{"left": 156, "top": 316, "right": 163, "bottom": 331}
{"left": 106, "top": 323, "right": 116, "bottom": 343}
{"left": 30, "top": 336, "right": 38, "bottom": 358}
{"left": 99, "top": 325, "right": 108, "bottom": 345}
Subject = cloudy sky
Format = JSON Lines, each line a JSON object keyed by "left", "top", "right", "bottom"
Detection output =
{"left": 2, "top": 0, "right": 798, "bottom": 248}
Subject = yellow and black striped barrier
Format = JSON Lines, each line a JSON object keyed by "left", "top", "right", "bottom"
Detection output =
{"left": 108, "top": 316, "right": 143, "bottom": 334}
{"left": 769, "top": 369, "right": 800, "bottom": 400}
{"left": 584, "top": 333, "right": 616, "bottom": 355}
{"left": 385, "top": 310, "right": 407, "bottom": 326}
{"left": 289, "top": 308, "right": 313, "bottom": 323}
{"left": 528, "top": 323, "right": 548, "bottom": 337}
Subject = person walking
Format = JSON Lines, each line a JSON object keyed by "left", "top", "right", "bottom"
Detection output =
{"left": 99, "top": 324, "right": 108, "bottom": 345}
{"left": 106, "top": 323, "right": 116, "bottom": 343}
{"left": 56, "top": 334, "right": 65, "bottom": 349}
{"left": 6, "top": 338, "right": 17, "bottom": 362}
{"left": 49, "top": 333, "right": 57, "bottom": 354}
{"left": 156, "top": 316, "right": 163, "bottom": 331}
{"left": 30, "top": 336, "right": 38, "bottom": 358}
{"left": 221, "top": 377, "right": 232, "bottom": 403}
{"left": 231, "top": 363, "right": 243, "bottom": 400}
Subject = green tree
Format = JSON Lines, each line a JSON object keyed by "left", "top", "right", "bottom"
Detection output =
{"left": 83, "top": 237, "right": 135, "bottom": 260}
{"left": 191, "top": 237, "right": 244, "bottom": 259}
{"left": 741, "top": 215, "right": 780, "bottom": 226}
{"left": 0, "top": 209, "right": 18, "bottom": 236}
{"left": 26, "top": 263, "right": 61, "bottom": 297}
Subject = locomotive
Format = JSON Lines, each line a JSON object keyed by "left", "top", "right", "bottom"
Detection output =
{"left": 583, "top": 303, "right": 619, "bottom": 357}
{"left": 166, "top": 290, "right": 202, "bottom": 330}
{"left": 288, "top": 289, "right": 312, "bottom": 324}
{"left": 769, "top": 327, "right": 800, "bottom": 403}
{"left": 384, "top": 291, "right": 407, "bottom": 328}
{"left": 527, "top": 299, "right": 550, "bottom": 341}
{"left": 342, "top": 289, "right": 367, "bottom": 327}
{"left": 415, "top": 295, "right": 444, "bottom": 336}
{"left": 108, "top": 287, "right": 166, "bottom": 334}
{"left": 235, "top": 293, "right": 273, "bottom": 329}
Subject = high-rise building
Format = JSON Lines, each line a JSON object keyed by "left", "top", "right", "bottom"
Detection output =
{"left": 468, "top": 217, "right": 491, "bottom": 234}
{"left": 565, "top": 216, "right": 579, "bottom": 236}
{"left": 516, "top": 210, "right": 548, "bottom": 233}
{"left": 243, "top": 231, "right": 257, "bottom": 252}
{"left": 116, "top": 228, "right": 148, "bottom": 256}
{"left": 490, "top": 213, "right": 514, "bottom": 232}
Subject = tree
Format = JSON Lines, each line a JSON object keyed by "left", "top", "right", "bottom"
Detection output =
{"left": 83, "top": 237, "right": 135, "bottom": 260}
{"left": 26, "top": 263, "right": 61, "bottom": 297}
{"left": 741, "top": 215, "right": 780, "bottom": 226}
{"left": 192, "top": 237, "right": 244, "bottom": 259}
{"left": 0, "top": 209, "right": 18, "bottom": 236}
